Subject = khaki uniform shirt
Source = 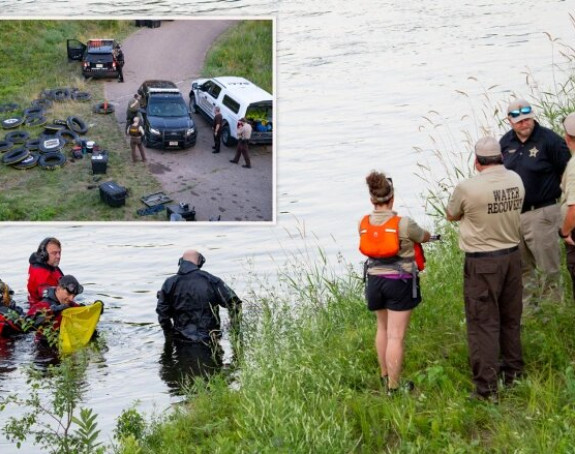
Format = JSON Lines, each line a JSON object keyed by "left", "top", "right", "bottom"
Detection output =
{"left": 447, "top": 165, "right": 524, "bottom": 253}
{"left": 560, "top": 154, "right": 575, "bottom": 219}
{"left": 238, "top": 122, "right": 252, "bottom": 141}
{"left": 359, "top": 209, "right": 427, "bottom": 275}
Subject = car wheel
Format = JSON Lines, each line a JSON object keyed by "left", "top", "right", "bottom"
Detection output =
{"left": 221, "top": 124, "right": 236, "bottom": 147}
{"left": 0, "top": 140, "right": 13, "bottom": 153}
{"left": 191, "top": 94, "right": 199, "bottom": 113}
{"left": 12, "top": 152, "right": 39, "bottom": 170}
{"left": 38, "top": 152, "right": 66, "bottom": 170}
{"left": 66, "top": 115, "right": 89, "bottom": 134}
{"left": 92, "top": 102, "right": 115, "bottom": 115}
{"left": 2, "top": 147, "right": 30, "bottom": 165}
{"left": 5, "top": 130, "right": 30, "bottom": 144}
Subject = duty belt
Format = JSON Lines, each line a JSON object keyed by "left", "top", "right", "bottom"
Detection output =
{"left": 521, "top": 200, "right": 556, "bottom": 213}
{"left": 465, "top": 245, "right": 519, "bottom": 259}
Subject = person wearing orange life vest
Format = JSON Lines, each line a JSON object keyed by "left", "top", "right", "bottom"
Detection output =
{"left": 359, "top": 171, "right": 431, "bottom": 394}
{"left": 126, "top": 116, "right": 147, "bottom": 163}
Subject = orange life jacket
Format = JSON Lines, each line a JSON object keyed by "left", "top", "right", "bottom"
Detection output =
{"left": 359, "top": 215, "right": 425, "bottom": 271}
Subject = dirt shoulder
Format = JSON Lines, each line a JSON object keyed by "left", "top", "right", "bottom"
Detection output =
{"left": 104, "top": 20, "right": 274, "bottom": 222}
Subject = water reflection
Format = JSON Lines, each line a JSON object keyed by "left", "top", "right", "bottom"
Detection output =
{"left": 158, "top": 335, "right": 224, "bottom": 395}
{"left": 0, "top": 337, "right": 21, "bottom": 376}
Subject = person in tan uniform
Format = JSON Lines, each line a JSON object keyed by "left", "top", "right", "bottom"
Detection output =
{"left": 359, "top": 171, "right": 431, "bottom": 394}
{"left": 447, "top": 137, "right": 525, "bottom": 401}
{"left": 229, "top": 118, "right": 252, "bottom": 168}
{"left": 558, "top": 113, "right": 575, "bottom": 300}
{"left": 126, "top": 116, "right": 147, "bottom": 163}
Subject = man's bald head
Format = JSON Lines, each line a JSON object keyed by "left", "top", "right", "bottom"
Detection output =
{"left": 183, "top": 250, "right": 202, "bottom": 266}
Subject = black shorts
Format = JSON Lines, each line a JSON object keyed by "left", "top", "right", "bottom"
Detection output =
{"left": 365, "top": 274, "right": 421, "bottom": 312}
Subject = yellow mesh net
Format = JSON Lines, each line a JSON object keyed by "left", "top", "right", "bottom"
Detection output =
{"left": 59, "top": 301, "right": 103, "bottom": 355}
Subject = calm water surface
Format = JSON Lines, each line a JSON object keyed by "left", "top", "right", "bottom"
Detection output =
{"left": 1, "top": 0, "right": 574, "bottom": 451}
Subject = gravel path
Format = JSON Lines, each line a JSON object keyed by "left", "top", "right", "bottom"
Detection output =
{"left": 104, "top": 20, "right": 274, "bottom": 222}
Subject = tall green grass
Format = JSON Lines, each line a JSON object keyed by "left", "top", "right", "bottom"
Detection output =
{"left": 203, "top": 20, "right": 273, "bottom": 94}
{"left": 117, "top": 20, "right": 575, "bottom": 454}
{"left": 117, "top": 233, "right": 575, "bottom": 453}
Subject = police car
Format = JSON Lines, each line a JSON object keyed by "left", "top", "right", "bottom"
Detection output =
{"left": 67, "top": 38, "right": 120, "bottom": 79}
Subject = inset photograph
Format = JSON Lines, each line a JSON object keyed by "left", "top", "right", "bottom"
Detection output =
{"left": 0, "top": 19, "right": 275, "bottom": 222}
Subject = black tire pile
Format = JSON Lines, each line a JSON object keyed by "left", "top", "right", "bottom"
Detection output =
{"left": 0, "top": 87, "right": 93, "bottom": 170}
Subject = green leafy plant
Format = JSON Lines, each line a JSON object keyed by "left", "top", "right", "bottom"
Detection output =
{"left": 0, "top": 354, "right": 106, "bottom": 454}
{"left": 114, "top": 406, "right": 147, "bottom": 442}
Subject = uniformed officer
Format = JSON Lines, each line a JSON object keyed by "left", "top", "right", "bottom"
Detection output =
{"left": 115, "top": 44, "right": 125, "bottom": 83}
{"left": 500, "top": 99, "right": 570, "bottom": 306}
{"left": 447, "top": 137, "right": 525, "bottom": 401}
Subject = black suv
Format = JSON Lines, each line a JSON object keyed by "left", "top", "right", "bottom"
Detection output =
{"left": 137, "top": 80, "right": 197, "bottom": 149}
{"left": 67, "top": 39, "right": 119, "bottom": 79}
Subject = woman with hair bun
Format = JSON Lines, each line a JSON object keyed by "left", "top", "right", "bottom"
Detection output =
{"left": 359, "top": 170, "right": 431, "bottom": 394}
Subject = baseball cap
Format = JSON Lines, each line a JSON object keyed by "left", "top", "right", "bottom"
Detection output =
{"left": 507, "top": 99, "right": 535, "bottom": 124}
{"left": 563, "top": 112, "right": 575, "bottom": 136}
{"left": 59, "top": 275, "right": 84, "bottom": 295}
{"left": 474, "top": 136, "right": 501, "bottom": 157}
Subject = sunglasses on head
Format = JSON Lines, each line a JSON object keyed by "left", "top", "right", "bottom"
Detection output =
{"left": 62, "top": 284, "right": 78, "bottom": 295}
{"left": 508, "top": 106, "right": 532, "bottom": 118}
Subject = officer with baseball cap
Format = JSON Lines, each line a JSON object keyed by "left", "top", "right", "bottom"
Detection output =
{"left": 500, "top": 98, "right": 571, "bottom": 307}
{"left": 447, "top": 136, "right": 525, "bottom": 401}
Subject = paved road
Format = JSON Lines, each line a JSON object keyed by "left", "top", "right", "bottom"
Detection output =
{"left": 105, "top": 20, "right": 274, "bottom": 222}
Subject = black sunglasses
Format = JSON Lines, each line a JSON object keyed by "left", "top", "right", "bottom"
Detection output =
{"left": 62, "top": 283, "right": 78, "bottom": 295}
{"left": 508, "top": 106, "right": 532, "bottom": 118}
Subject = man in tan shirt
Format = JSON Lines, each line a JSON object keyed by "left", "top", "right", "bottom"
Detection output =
{"left": 447, "top": 137, "right": 525, "bottom": 401}
{"left": 229, "top": 118, "right": 252, "bottom": 168}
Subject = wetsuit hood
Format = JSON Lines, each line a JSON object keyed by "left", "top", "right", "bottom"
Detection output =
{"left": 29, "top": 252, "right": 59, "bottom": 271}
{"left": 177, "top": 259, "right": 201, "bottom": 275}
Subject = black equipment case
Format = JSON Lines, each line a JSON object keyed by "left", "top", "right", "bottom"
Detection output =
{"left": 166, "top": 203, "right": 196, "bottom": 221}
{"left": 99, "top": 181, "right": 127, "bottom": 207}
{"left": 91, "top": 152, "right": 108, "bottom": 174}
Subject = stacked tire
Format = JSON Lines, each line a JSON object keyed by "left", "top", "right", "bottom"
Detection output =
{"left": 0, "top": 88, "right": 92, "bottom": 170}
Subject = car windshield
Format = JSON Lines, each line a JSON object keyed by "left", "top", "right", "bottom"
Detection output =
{"left": 148, "top": 99, "right": 188, "bottom": 117}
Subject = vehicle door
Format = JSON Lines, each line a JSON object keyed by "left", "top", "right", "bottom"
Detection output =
{"left": 67, "top": 39, "right": 86, "bottom": 61}
{"left": 198, "top": 81, "right": 222, "bottom": 120}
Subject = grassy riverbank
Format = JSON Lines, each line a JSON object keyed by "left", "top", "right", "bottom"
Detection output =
{"left": 202, "top": 20, "right": 273, "bottom": 94}
{"left": 0, "top": 20, "right": 164, "bottom": 221}
{"left": 117, "top": 230, "right": 575, "bottom": 453}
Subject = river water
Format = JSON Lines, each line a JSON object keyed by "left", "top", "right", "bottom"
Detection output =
{"left": 1, "top": 0, "right": 574, "bottom": 452}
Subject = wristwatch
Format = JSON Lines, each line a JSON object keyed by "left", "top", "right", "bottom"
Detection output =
{"left": 558, "top": 228, "right": 569, "bottom": 239}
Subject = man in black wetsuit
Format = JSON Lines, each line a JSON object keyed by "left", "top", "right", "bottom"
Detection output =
{"left": 156, "top": 250, "right": 242, "bottom": 344}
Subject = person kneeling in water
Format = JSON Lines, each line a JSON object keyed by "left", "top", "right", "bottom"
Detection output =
{"left": 30, "top": 275, "right": 84, "bottom": 332}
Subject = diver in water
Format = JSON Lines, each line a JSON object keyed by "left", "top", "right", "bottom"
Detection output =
{"left": 0, "top": 279, "right": 29, "bottom": 336}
